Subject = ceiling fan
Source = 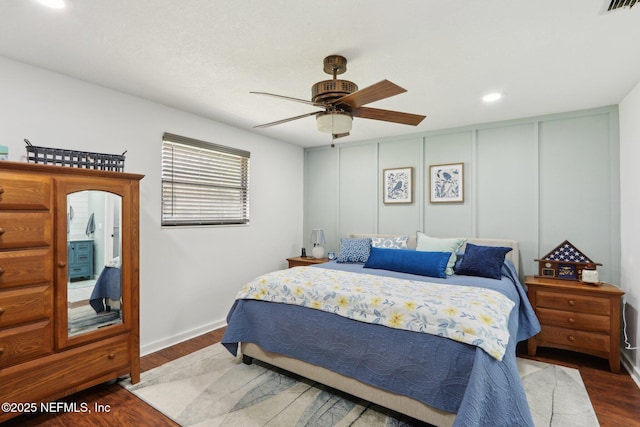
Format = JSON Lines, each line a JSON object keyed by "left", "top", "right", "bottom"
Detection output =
{"left": 251, "top": 55, "right": 426, "bottom": 146}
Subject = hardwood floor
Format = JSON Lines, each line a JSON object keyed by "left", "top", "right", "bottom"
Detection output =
{"left": 5, "top": 329, "right": 639, "bottom": 426}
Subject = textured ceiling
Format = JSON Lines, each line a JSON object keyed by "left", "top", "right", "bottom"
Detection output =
{"left": 1, "top": 0, "right": 639, "bottom": 147}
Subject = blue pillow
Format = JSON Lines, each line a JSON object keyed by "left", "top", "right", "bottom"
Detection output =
{"left": 364, "top": 247, "right": 450, "bottom": 278}
{"left": 336, "top": 238, "right": 372, "bottom": 263}
{"left": 455, "top": 243, "right": 512, "bottom": 280}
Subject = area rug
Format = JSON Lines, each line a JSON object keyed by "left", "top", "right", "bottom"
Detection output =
{"left": 68, "top": 304, "right": 120, "bottom": 336}
{"left": 120, "top": 344, "right": 599, "bottom": 426}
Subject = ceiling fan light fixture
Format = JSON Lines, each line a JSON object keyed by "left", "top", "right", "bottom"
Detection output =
{"left": 316, "top": 112, "right": 352, "bottom": 134}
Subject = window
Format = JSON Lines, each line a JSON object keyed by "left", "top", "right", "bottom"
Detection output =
{"left": 161, "top": 133, "right": 250, "bottom": 226}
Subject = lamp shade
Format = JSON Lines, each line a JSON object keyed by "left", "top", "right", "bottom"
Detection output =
{"left": 316, "top": 112, "right": 352, "bottom": 134}
{"left": 310, "top": 229, "right": 326, "bottom": 245}
{"left": 310, "top": 229, "right": 326, "bottom": 259}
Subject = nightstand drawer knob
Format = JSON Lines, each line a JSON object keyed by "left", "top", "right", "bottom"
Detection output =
{"left": 568, "top": 300, "right": 575, "bottom": 306}
{"left": 568, "top": 335, "right": 576, "bottom": 342}
{"left": 568, "top": 317, "right": 575, "bottom": 324}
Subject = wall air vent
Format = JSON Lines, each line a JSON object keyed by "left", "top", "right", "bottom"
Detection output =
{"left": 608, "top": 0, "right": 638, "bottom": 11}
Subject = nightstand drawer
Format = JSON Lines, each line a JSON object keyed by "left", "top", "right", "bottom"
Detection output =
{"left": 286, "top": 257, "right": 329, "bottom": 268}
{"left": 536, "top": 290, "right": 610, "bottom": 315}
{"left": 536, "top": 307, "right": 610, "bottom": 333}
{"left": 537, "top": 325, "right": 610, "bottom": 354}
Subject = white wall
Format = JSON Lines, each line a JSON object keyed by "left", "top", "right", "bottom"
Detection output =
{"left": 619, "top": 79, "right": 640, "bottom": 383}
{"left": 0, "top": 56, "right": 304, "bottom": 354}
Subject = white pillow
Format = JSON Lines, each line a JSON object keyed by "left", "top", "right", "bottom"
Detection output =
{"left": 371, "top": 235, "right": 409, "bottom": 249}
{"left": 415, "top": 232, "right": 466, "bottom": 275}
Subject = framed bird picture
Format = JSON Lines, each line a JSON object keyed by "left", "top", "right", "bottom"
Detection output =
{"left": 429, "top": 163, "right": 464, "bottom": 203}
{"left": 383, "top": 167, "right": 413, "bottom": 204}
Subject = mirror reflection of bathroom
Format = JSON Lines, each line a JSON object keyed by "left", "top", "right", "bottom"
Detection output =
{"left": 67, "top": 190, "right": 123, "bottom": 337}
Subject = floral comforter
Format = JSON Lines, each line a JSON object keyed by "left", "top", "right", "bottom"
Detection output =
{"left": 235, "top": 266, "right": 515, "bottom": 360}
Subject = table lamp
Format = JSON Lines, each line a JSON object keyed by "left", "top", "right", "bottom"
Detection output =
{"left": 310, "top": 229, "right": 326, "bottom": 259}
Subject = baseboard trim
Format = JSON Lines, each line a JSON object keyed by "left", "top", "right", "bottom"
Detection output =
{"left": 621, "top": 352, "right": 640, "bottom": 389}
{"left": 140, "top": 319, "right": 227, "bottom": 356}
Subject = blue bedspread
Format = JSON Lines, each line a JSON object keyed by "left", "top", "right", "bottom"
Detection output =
{"left": 89, "top": 266, "right": 121, "bottom": 313}
{"left": 222, "top": 260, "right": 540, "bottom": 426}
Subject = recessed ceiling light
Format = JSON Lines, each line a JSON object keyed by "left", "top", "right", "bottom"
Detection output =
{"left": 36, "top": 0, "right": 65, "bottom": 9}
{"left": 482, "top": 92, "right": 503, "bottom": 103}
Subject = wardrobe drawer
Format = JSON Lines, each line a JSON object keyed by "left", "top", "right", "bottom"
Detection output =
{"left": 0, "top": 319, "right": 53, "bottom": 368}
{"left": 0, "top": 285, "right": 52, "bottom": 327}
{"left": 536, "top": 290, "right": 610, "bottom": 315}
{"left": 0, "top": 174, "right": 51, "bottom": 210}
{"left": 0, "top": 334, "right": 129, "bottom": 406}
{"left": 537, "top": 325, "right": 610, "bottom": 354}
{"left": 536, "top": 307, "right": 610, "bottom": 334}
{"left": 0, "top": 248, "right": 53, "bottom": 289}
{"left": 0, "top": 212, "right": 52, "bottom": 249}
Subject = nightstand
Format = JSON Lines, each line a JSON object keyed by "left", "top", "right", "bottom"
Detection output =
{"left": 525, "top": 275, "right": 625, "bottom": 373}
{"left": 286, "top": 256, "right": 329, "bottom": 268}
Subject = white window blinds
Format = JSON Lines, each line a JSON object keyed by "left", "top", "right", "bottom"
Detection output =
{"left": 161, "top": 133, "right": 250, "bottom": 226}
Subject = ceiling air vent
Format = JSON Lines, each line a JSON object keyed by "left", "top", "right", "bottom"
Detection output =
{"left": 608, "top": 0, "right": 638, "bottom": 11}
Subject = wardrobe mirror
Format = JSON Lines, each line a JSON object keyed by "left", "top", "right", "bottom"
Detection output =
{"left": 67, "top": 190, "right": 123, "bottom": 337}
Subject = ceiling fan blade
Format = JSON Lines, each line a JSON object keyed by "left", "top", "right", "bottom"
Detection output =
{"left": 253, "top": 111, "right": 324, "bottom": 128}
{"left": 351, "top": 106, "right": 426, "bottom": 126}
{"left": 250, "top": 92, "right": 326, "bottom": 107}
{"left": 332, "top": 132, "right": 350, "bottom": 139}
{"left": 334, "top": 80, "right": 406, "bottom": 108}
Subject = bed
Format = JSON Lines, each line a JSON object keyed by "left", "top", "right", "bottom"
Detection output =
{"left": 222, "top": 234, "right": 541, "bottom": 426}
{"left": 89, "top": 257, "right": 122, "bottom": 313}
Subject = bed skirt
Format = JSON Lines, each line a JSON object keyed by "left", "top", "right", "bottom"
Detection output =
{"left": 241, "top": 342, "right": 456, "bottom": 427}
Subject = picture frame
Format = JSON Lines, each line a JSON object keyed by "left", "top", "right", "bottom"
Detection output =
{"left": 383, "top": 167, "right": 413, "bottom": 204}
{"left": 429, "top": 162, "right": 464, "bottom": 203}
{"left": 557, "top": 263, "right": 577, "bottom": 280}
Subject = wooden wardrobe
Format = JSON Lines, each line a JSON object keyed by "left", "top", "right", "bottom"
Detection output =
{"left": 0, "top": 161, "right": 143, "bottom": 422}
